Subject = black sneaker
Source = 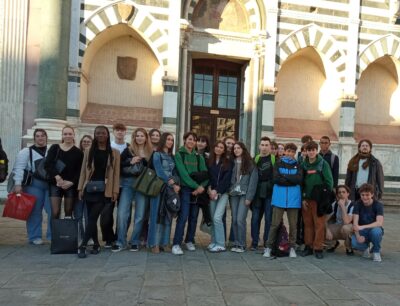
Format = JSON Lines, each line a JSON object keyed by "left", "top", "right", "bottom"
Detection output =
{"left": 77, "top": 246, "right": 87, "bottom": 259}
{"left": 250, "top": 245, "right": 258, "bottom": 251}
{"left": 104, "top": 241, "right": 113, "bottom": 249}
{"left": 91, "top": 245, "right": 101, "bottom": 255}
{"left": 301, "top": 246, "right": 313, "bottom": 257}
{"left": 315, "top": 250, "right": 324, "bottom": 259}
{"left": 326, "top": 241, "right": 340, "bottom": 253}
{"left": 130, "top": 245, "right": 139, "bottom": 252}
{"left": 111, "top": 244, "right": 125, "bottom": 253}
{"left": 346, "top": 248, "right": 354, "bottom": 256}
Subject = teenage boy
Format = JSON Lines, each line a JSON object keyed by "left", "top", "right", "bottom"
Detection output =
{"left": 250, "top": 137, "right": 275, "bottom": 250}
{"left": 102, "top": 123, "right": 128, "bottom": 248}
{"left": 325, "top": 185, "right": 354, "bottom": 255}
{"left": 263, "top": 143, "right": 302, "bottom": 258}
{"left": 301, "top": 141, "right": 333, "bottom": 259}
{"left": 319, "top": 136, "right": 339, "bottom": 187}
{"left": 351, "top": 183, "right": 384, "bottom": 262}
{"left": 172, "top": 132, "right": 208, "bottom": 255}
{"left": 111, "top": 123, "right": 128, "bottom": 153}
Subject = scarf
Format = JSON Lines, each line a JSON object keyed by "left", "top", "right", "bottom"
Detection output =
{"left": 347, "top": 152, "right": 371, "bottom": 172}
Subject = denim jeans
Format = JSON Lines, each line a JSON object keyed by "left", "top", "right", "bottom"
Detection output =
{"left": 73, "top": 199, "right": 88, "bottom": 241}
{"left": 116, "top": 177, "right": 146, "bottom": 247}
{"left": 250, "top": 197, "right": 272, "bottom": 247}
{"left": 352, "top": 227, "right": 383, "bottom": 253}
{"left": 230, "top": 195, "right": 249, "bottom": 248}
{"left": 209, "top": 193, "right": 229, "bottom": 246}
{"left": 24, "top": 178, "right": 51, "bottom": 242}
{"left": 148, "top": 194, "right": 171, "bottom": 247}
{"left": 173, "top": 186, "right": 199, "bottom": 245}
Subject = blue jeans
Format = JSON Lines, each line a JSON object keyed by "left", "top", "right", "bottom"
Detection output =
{"left": 209, "top": 193, "right": 229, "bottom": 246}
{"left": 148, "top": 194, "right": 171, "bottom": 247}
{"left": 230, "top": 195, "right": 249, "bottom": 248}
{"left": 73, "top": 199, "right": 88, "bottom": 241}
{"left": 250, "top": 197, "right": 272, "bottom": 247}
{"left": 173, "top": 186, "right": 199, "bottom": 245}
{"left": 116, "top": 177, "right": 146, "bottom": 247}
{"left": 24, "top": 178, "right": 51, "bottom": 242}
{"left": 352, "top": 227, "right": 383, "bottom": 253}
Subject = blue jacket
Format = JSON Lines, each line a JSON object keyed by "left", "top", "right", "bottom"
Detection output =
{"left": 271, "top": 156, "right": 303, "bottom": 209}
{"left": 208, "top": 159, "right": 233, "bottom": 194}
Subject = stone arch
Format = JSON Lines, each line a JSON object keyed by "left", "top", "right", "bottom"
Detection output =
{"left": 276, "top": 24, "right": 346, "bottom": 82}
{"left": 185, "top": 0, "right": 262, "bottom": 31}
{"left": 358, "top": 34, "right": 400, "bottom": 80}
{"left": 79, "top": 0, "right": 168, "bottom": 70}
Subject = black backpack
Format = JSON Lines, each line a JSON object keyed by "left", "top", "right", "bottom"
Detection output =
{"left": 0, "top": 146, "right": 8, "bottom": 183}
{"left": 271, "top": 221, "right": 290, "bottom": 257}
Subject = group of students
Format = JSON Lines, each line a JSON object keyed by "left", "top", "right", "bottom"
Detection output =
{"left": 7, "top": 124, "right": 384, "bottom": 262}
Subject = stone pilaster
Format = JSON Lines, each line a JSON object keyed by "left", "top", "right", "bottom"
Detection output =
{"left": 260, "top": 87, "right": 278, "bottom": 139}
{"left": 66, "top": 0, "right": 81, "bottom": 124}
{"left": 161, "top": 77, "right": 179, "bottom": 135}
{"left": 0, "top": 0, "right": 28, "bottom": 196}
{"left": 339, "top": 94, "right": 357, "bottom": 139}
{"left": 37, "top": 0, "right": 71, "bottom": 120}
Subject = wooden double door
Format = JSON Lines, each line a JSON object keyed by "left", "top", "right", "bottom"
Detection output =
{"left": 190, "top": 59, "right": 242, "bottom": 146}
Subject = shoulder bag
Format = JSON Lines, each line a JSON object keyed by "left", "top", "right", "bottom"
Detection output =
{"left": 133, "top": 167, "right": 164, "bottom": 197}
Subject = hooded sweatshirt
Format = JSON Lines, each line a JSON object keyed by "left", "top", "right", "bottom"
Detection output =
{"left": 302, "top": 154, "right": 333, "bottom": 200}
{"left": 174, "top": 146, "right": 208, "bottom": 189}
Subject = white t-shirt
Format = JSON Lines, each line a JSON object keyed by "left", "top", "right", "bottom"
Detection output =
{"left": 111, "top": 141, "right": 127, "bottom": 154}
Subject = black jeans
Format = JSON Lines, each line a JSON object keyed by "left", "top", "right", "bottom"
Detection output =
{"left": 100, "top": 201, "right": 116, "bottom": 243}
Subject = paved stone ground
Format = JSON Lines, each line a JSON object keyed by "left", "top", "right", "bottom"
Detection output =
{"left": 0, "top": 206, "right": 399, "bottom": 306}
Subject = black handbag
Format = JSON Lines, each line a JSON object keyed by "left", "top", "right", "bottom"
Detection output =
{"left": 50, "top": 218, "right": 79, "bottom": 254}
{"left": 122, "top": 160, "right": 144, "bottom": 176}
{"left": 85, "top": 180, "right": 105, "bottom": 193}
{"left": 34, "top": 146, "right": 65, "bottom": 181}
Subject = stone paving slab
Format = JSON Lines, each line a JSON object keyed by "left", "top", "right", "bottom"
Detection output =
{"left": 0, "top": 208, "right": 399, "bottom": 305}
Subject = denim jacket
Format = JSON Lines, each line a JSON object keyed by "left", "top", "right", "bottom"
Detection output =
{"left": 153, "top": 151, "right": 179, "bottom": 185}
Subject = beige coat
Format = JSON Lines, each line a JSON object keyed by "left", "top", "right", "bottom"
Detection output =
{"left": 78, "top": 148, "right": 120, "bottom": 199}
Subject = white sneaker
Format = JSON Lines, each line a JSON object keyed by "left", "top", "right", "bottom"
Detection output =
{"left": 209, "top": 245, "right": 226, "bottom": 253}
{"left": 207, "top": 243, "right": 216, "bottom": 250}
{"left": 230, "top": 246, "right": 238, "bottom": 252}
{"left": 363, "top": 248, "right": 370, "bottom": 259}
{"left": 172, "top": 245, "right": 184, "bottom": 255}
{"left": 235, "top": 246, "right": 245, "bottom": 253}
{"left": 289, "top": 248, "right": 297, "bottom": 258}
{"left": 185, "top": 242, "right": 196, "bottom": 251}
{"left": 373, "top": 252, "right": 382, "bottom": 262}
{"left": 32, "top": 238, "right": 43, "bottom": 245}
{"left": 263, "top": 247, "right": 271, "bottom": 258}
{"left": 87, "top": 239, "right": 94, "bottom": 246}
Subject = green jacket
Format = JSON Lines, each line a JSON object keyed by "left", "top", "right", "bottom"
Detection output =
{"left": 174, "top": 146, "right": 208, "bottom": 189}
{"left": 302, "top": 155, "right": 333, "bottom": 199}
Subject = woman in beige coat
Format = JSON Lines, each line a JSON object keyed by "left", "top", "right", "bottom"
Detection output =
{"left": 77, "top": 125, "right": 120, "bottom": 258}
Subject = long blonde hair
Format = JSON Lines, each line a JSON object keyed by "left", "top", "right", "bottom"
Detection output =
{"left": 130, "top": 128, "right": 153, "bottom": 160}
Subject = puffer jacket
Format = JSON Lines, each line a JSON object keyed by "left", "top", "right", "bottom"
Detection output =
{"left": 271, "top": 156, "right": 303, "bottom": 209}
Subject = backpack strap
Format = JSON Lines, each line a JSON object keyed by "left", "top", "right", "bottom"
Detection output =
{"left": 330, "top": 153, "right": 335, "bottom": 169}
